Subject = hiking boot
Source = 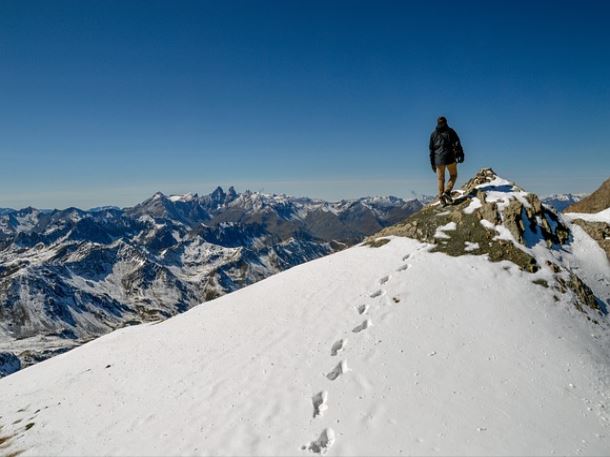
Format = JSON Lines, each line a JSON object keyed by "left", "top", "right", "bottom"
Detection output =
{"left": 442, "top": 191, "right": 454, "bottom": 204}
{"left": 438, "top": 194, "right": 448, "bottom": 207}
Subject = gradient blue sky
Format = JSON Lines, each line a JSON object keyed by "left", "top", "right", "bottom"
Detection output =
{"left": 1, "top": 0, "right": 609, "bottom": 209}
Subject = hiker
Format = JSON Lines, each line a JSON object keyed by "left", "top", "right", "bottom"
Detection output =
{"left": 429, "top": 116, "right": 464, "bottom": 206}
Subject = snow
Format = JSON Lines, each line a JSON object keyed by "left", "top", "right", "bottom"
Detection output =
{"left": 478, "top": 206, "right": 531, "bottom": 249}
{"left": 463, "top": 197, "right": 482, "bottom": 214}
{"left": 13, "top": 211, "right": 40, "bottom": 233}
{"left": 433, "top": 221, "right": 457, "bottom": 239}
{"left": 1, "top": 237, "right": 609, "bottom": 456}
{"left": 563, "top": 224, "right": 610, "bottom": 305}
{"left": 475, "top": 176, "right": 513, "bottom": 189}
{"left": 464, "top": 241, "right": 480, "bottom": 252}
{"left": 475, "top": 177, "right": 531, "bottom": 211}
{"left": 479, "top": 218, "right": 495, "bottom": 230}
{"left": 564, "top": 208, "right": 610, "bottom": 223}
{"left": 168, "top": 193, "right": 196, "bottom": 203}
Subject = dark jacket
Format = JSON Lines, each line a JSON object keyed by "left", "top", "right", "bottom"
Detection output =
{"left": 429, "top": 125, "right": 464, "bottom": 167}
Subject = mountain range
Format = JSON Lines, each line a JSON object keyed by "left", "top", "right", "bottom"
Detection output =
{"left": 0, "top": 188, "right": 422, "bottom": 374}
{"left": 540, "top": 192, "right": 587, "bottom": 212}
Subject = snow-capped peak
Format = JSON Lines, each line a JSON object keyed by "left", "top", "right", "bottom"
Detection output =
{"left": 168, "top": 192, "right": 197, "bottom": 203}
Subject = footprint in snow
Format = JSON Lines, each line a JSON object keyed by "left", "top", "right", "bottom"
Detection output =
{"left": 304, "top": 428, "right": 335, "bottom": 454}
{"left": 357, "top": 304, "right": 369, "bottom": 315}
{"left": 312, "top": 391, "right": 328, "bottom": 418}
{"left": 353, "top": 319, "right": 372, "bottom": 333}
{"left": 402, "top": 254, "right": 411, "bottom": 261}
{"left": 327, "top": 360, "right": 349, "bottom": 381}
{"left": 396, "top": 263, "right": 410, "bottom": 272}
{"left": 331, "top": 339, "right": 347, "bottom": 356}
{"left": 379, "top": 275, "right": 390, "bottom": 285}
{"left": 370, "top": 290, "right": 384, "bottom": 298}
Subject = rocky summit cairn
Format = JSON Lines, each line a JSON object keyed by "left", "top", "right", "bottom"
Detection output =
{"left": 367, "top": 167, "right": 602, "bottom": 316}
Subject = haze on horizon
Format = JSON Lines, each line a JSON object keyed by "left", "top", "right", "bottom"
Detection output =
{"left": 1, "top": 0, "right": 609, "bottom": 209}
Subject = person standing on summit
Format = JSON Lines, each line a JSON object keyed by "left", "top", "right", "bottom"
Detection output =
{"left": 429, "top": 116, "right": 464, "bottom": 206}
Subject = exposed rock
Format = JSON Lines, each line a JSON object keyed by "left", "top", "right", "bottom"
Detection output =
{"left": 480, "top": 200, "right": 500, "bottom": 225}
{"left": 368, "top": 167, "right": 602, "bottom": 316}
{"left": 0, "top": 352, "right": 21, "bottom": 377}
{"left": 566, "top": 273, "right": 602, "bottom": 314}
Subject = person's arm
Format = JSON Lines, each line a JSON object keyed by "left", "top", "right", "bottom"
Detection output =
{"left": 450, "top": 128, "right": 463, "bottom": 152}
{"left": 451, "top": 128, "right": 464, "bottom": 162}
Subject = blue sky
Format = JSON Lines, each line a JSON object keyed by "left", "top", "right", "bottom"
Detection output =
{"left": 1, "top": 0, "right": 609, "bottom": 209}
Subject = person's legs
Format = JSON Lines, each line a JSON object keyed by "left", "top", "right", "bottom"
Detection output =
{"left": 436, "top": 164, "right": 446, "bottom": 196}
{"left": 446, "top": 162, "right": 458, "bottom": 193}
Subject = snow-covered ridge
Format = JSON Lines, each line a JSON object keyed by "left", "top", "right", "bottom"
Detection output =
{"left": 168, "top": 192, "right": 197, "bottom": 203}
{"left": 564, "top": 207, "right": 610, "bottom": 223}
{"left": 0, "top": 232, "right": 609, "bottom": 455}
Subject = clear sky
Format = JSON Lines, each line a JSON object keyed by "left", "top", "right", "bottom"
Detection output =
{"left": 1, "top": 0, "right": 609, "bottom": 209}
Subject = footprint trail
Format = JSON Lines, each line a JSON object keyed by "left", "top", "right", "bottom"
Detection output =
{"left": 312, "top": 391, "right": 328, "bottom": 418}
{"left": 305, "top": 428, "right": 335, "bottom": 454}
{"left": 327, "top": 360, "right": 349, "bottom": 381}
{"left": 331, "top": 339, "right": 347, "bottom": 356}
{"left": 352, "top": 319, "right": 372, "bottom": 333}
{"left": 370, "top": 290, "right": 384, "bottom": 298}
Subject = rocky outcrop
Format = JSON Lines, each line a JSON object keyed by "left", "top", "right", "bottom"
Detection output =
{"left": 368, "top": 168, "right": 602, "bottom": 317}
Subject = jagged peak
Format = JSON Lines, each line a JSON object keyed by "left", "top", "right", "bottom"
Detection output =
{"left": 226, "top": 186, "right": 238, "bottom": 200}
{"left": 151, "top": 191, "right": 167, "bottom": 201}
{"left": 210, "top": 186, "right": 225, "bottom": 199}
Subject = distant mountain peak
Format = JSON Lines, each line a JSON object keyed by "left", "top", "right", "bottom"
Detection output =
{"left": 542, "top": 192, "right": 588, "bottom": 212}
{"left": 210, "top": 186, "right": 226, "bottom": 200}
{"left": 168, "top": 192, "right": 197, "bottom": 203}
